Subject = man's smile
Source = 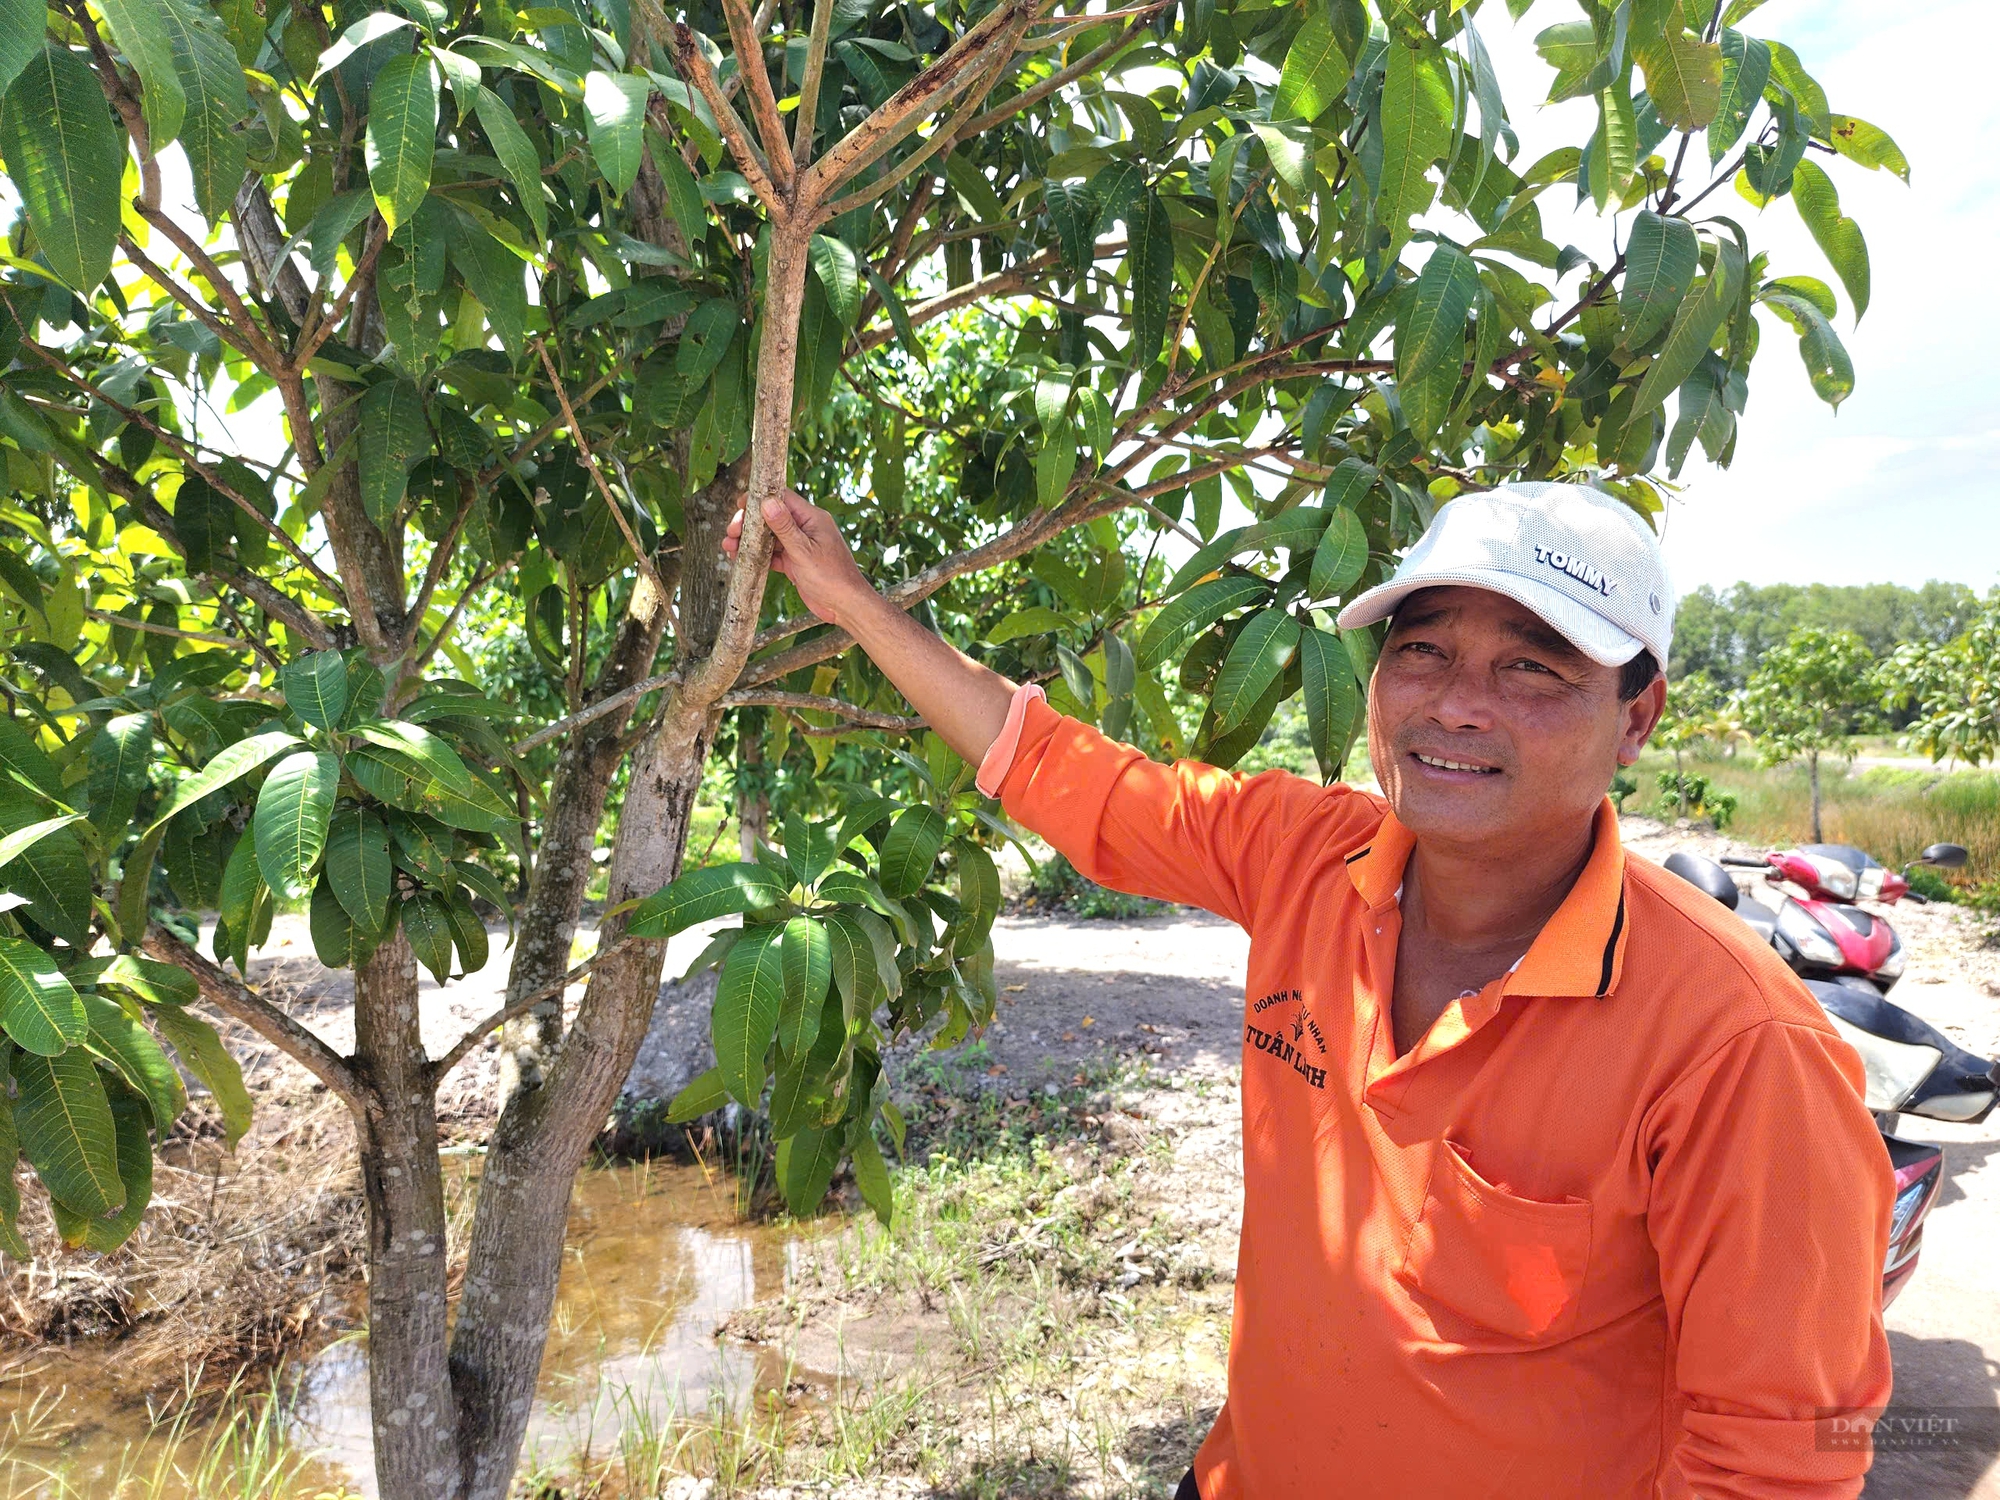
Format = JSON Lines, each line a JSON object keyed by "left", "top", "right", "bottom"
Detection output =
{"left": 1410, "top": 751, "right": 1503, "bottom": 775}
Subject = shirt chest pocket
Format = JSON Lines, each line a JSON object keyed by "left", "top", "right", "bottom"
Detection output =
{"left": 1396, "top": 1138, "right": 1594, "bottom": 1347}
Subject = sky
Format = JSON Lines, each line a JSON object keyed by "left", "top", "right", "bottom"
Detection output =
{"left": 1479, "top": 0, "right": 2000, "bottom": 597}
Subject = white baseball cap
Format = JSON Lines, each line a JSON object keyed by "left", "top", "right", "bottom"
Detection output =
{"left": 1335, "top": 481, "right": 1674, "bottom": 668}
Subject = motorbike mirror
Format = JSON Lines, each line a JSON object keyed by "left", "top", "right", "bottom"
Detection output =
{"left": 1919, "top": 843, "right": 1969, "bottom": 869}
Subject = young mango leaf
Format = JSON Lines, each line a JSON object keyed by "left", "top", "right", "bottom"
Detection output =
{"left": 1378, "top": 40, "right": 1454, "bottom": 255}
{"left": 357, "top": 379, "right": 431, "bottom": 528}
{"left": 472, "top": 85, "right": 548, "bottom": 239}
{"left": 778, "top": 915, "right": 832, "bottom": 1058}
{"left": 824, "top": 911, "right": 880, "bottom": 1026}
{"left": 714, "top": 928, "right": 783, "bottom": 1106}
{"left": 1631, "top": 243, "right": 1740, "bottom": 419}
{"left": 1300, "top": 627, "right": 1361, "bottom": 783}
{"left": 581, "top": 69, "right": 649, "bottom": 198}
{"left": 146, "top": 730, "right": 302, "bottom": 834}
{"left": 81, "top": 993, "right": 185, "bottom": 1131}
{"left": 216, "top": 834, "right": 262, "bottom": 971}
{"left": 665, "top": 1065, "right": 728, "bottom": 1124}
{"left": 1210, "top": 610, "right": 1302, "bottom": 735}
{"left": 1310, "top": 506, "right": 1370, "bottom": 600}
{"left": 281, "top": 651, "right": 349, "bottom": 732}
{"left": 252, "top": 750, "right": 339, "bottom": 901}
{"left": 1758, "top": 288, "right": 1854, "bottom": 407}
{"left": 365, "top": 53, "right": 438, "bottom": 236}
{"left": 1825, "top": 113, "right": 1908, "bottom": 183}
{"left": 626, "top": 863, "right": 787, "bottom": 938}
{"left": 1708, "top": 29, "right": 1770, "bottom": 164}
{"left": 55, "top": 1087, "right": 151, "bottom": 1252}
{"left": 1127, "top": 189, "right": 1177, "bottom": 367}
{"left": 770, "top": 989, "right": 844, "bottom": 1138}
{"left": 95, "top": 0, "right": 186, "bottom": 149}
{"left": 94, "top": 954, "right": 198, "bottom": 1007}
{"left": 0, "top": 936, "right": 87, "bottom": 1056}
{"left": 157, "top": 0, "right": 251, "bottom": 222}
{"left": 13, "top": 1047, "right": 122, "bottom": 1217}
{"left": 1619, "top": 210, "right": 1700, "bottom": 348}
{"left": 1395, "top": 245, "right": 1479, "bottom": 388}
{"left": 877, "top": 806, "right": 948, "bottom": 899}
{"left": 0, "top": 813, "right": 85, "bottom": 875}
{"left": 953, "top": 840, "right": 1000, "bottom": 948}
{"left": 1275, "top": 7, "right": 1352, "bottom": 123}
{"left": 401, "top": 892, "right": 457, "bottom": 982}
{"left": 444, "top": 893, "right": 488, "bottom": 975}
{"left": 150, "top": 1003, "right": 252, "bottom": 1146}
{"left": 326, "top": 806, "right": 394, "bottom": 935}
{"left": 308, "top": 879, "right": 361, "bottom": 967}
{"left": 1633, "top": 24, "right": 1721, "bottom": 131}
{"left": 1788, "top": 160, "right": 1869, "bottom": 321}
{"left": 0, "top": 45, "right": 125, "bottom": 291}
{"left": 87, "top": 713, "right": 153, "bottom": 838}
{"left": 777, "top": 1120, "right": 844, "bottom": 1217}
{"left": 849, "top": 1124, "right": 893, "bottom": 1226}
{"left": 1139, "top": 574, "right": 1272, "bottom": 671}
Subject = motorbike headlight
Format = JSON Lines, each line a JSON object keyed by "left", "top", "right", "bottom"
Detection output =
{"left": 1826, "top": 1013, "right": 1941, "bottom": 1112}
{"left": 1778, "top": 901, "right": 1845, "bottom": 967}
{"left": 1875, "top": 939, "right": 1905, "bottom": 981}
{"left": 1814, "top": 861, "right": 1858, "bottom": 900}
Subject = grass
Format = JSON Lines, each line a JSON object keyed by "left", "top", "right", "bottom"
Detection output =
{"left": 1626, "top": 749, "right": 2000, "bottom": 896}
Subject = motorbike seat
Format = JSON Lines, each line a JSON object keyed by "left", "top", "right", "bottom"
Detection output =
{"left": 1663, "top": 851, "right": 1739, "bottom": 909}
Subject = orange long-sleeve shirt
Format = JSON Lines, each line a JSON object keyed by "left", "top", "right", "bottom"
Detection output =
{"left": 978, "top": 687, "right": 1893, "bottom": 1499}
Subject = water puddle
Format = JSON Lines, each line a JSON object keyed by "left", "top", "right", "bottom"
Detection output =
{"left": 0, "top": 1159, "right": 808, "bottom": 1497}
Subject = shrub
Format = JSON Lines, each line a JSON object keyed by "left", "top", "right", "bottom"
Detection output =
{"left": 1027, "top": 854, "right": 1166, "bottom": 920}
{"left": 1655, "top": 770, "right": 1738, "bottom": 829}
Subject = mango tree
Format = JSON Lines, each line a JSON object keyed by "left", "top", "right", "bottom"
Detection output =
{"left": 0, "top": 0, "right": 1897, "bottom": 1491}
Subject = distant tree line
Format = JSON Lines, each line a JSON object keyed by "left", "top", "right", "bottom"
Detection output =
{"left": 1670, "top": 581, "right": 1984, "bottom": 689}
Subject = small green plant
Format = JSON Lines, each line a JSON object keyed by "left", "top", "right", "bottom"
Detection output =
{"left": 1655, "top": 771, "right": 1738, "bottom": 829}
{"left": 1027, "top": 854, "right": 1166, "bottom": 921}
{"left": 1904, "top": 866, "right": 1958, "bottom": 903}
{"left": 1610, "top": 769, "right": 1639, "bottom": 811}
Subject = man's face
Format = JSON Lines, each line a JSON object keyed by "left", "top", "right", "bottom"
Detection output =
{"left": 1366, "top": 586, "right": 1665, "bottom": 850}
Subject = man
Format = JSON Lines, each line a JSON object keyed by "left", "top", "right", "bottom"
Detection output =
{"left": 724, "top": 482, "right": 1893, "bottom": 1498}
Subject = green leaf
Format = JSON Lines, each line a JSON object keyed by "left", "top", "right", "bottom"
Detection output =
{"left": 1590, "top": 79, "right": 1636, "bottom": 210}
{"left": 147, "top": 730, "right": 301, "bottom": 834}
{"left": 14, "top": 1047, "right": 121, "bottom": 1216}
{"left": 157, "top": 0, "right": 251, "bottom": 221}
{"left": 1633, "top": 25, "right": 1721, "bottom": 131}
{"left": 770, "top": 990, "right": 843, "bottom": 1137}
{"left": 150, "top": 1003, "right": 251, "bottom": 1146}
{"left": 665, "top": 1066, "right": 727, "bottom": 1123}
{"left": 1210, "top": 610, "right": 1301, "bottom": 735}
{"left": 581, "top": 68, "right": 648, "bottom": 199}
{"left": 1043, "top": 179, "right": 1099, "bottom": 274}
{"left": 0, "top": 716, "right": 61, "bottom": 798}
{"left": 1138, "top": 574, "right": 1271, "bottom": 671}
{"left": 252, "top": 750, "right": 339, "bottom": 901}
{"left": 0, "top": 0, "right": 42, "bottom": 99}
{"left": 309, "top": 877, "right": 358, "bottom": 967}
{"left": 87, "top": 713, "right": 153, "bottom": 839}
{"left": 0, "top": 936, "right": 87, "bottom": 1056}
{"left": 1309, "top": 506, "right": 1369, "bottom": 600}
{"left": 1396, "top": 245, "right": 1478, "bottom": 387}
{"left": 1631, "top": 242, "right": 1740, "bottom": 419}
{"left": 216, "top": 834, "right": 262, "bottom": 970}
{"left": 1620, "top": 210, "right": 1700, "bottom": 348}
{"left": 777, "top": 1120, "right": 843, "bottom": 1217}
{"left": 352, "top": 720, "right": 474, "bottom": 792}
{"left": 850, "top": 1126, "right": 893, "bottom": 1225}
{"left": 357, "top": 379, "right": 431, "bottom": 528}
{"left": 877, "top": 806, "right": 948, "bottom": 899}
{"left": 0, "top": 45, "right": 125, "bottom": 292}
{"left": 1789, "top": 160, "right": 1869, "bottom": 321}
{"left": 1299, "top": 626, "right": 1360, "bottom": 783}
{"left": 852, "top": 907, "right": 902, "bottom": 1003}
{"left": 625, "top": 862, "right": 787, "bottom": 938}
{"left": 444, "top": 892, "right": 488, "bottom": 975}
{"left": 81, "top": 993, "right": 184, "bottom": 1132}
{"left": 1708, "top": 29, "right": 1769, "bottom": 164}
{"left": 1274, "top": 8, "right": 1351, "bottom": 122}
{"left": 809, "top": 234, "right": 862, "bottom": 329}
{"left": 713, "top": 928, "right": 783, "bottom": 1106}
{"left": 0, "top": 813, "right": 84, "bottom": 875}
{"left": 953, "top": 839, "right": 999, "bottom": 947}
{"left": 1759, "top": 289, "right": 1854, "bottom": 408}
{"left": 1826, "top": 114, "right": 1909, "bottom": 184}
{"left": 96, "top": 0, "right": 186, "bottom": 149}
{"left": 401, "top": 890, "right": 455, "bottom": 981}
{"left": 365, "top": 53, "right": 438, "bottom": 237}
{"left": 824, "top": 911, "right": 879, "bottom": 1025}
{"left": 778, "top": 915, "right": 831, "bottom": 1058}
{"left": 1128, "top": 188, "right": 1176, "bottom": 368}
{"left": 0, "top": 1080, "right": 29, "bottom": 1260}
{"left": 95, "top": 953, "right": 198, "bottom": 1007}
{"left": 1378, "top": 39, "right": 1454, "bottom": 254}
{"left": 471, "top": 85, "right": 547, "bottom": 240}
{"left": 326, "top": 806, "right": 393, "bottom": 935}
{"left": 1250, "top": 122, "right": 1308, "bottom": 193}
{"left": 56, "top": 1085, "right": 151, "bottom": 1252}
{"left": 1765, "top": 40, "right": 1829, "bottom": 136}
{"left": 281, "top": 651, "right": 349, "bottom": 732}
{"left": 986, "top": 606, "right": 1075, "bottom": 645}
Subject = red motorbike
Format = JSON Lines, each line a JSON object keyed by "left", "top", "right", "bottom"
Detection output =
{"left": 1714, "top": 841, "right": 1969, "bottom": 994}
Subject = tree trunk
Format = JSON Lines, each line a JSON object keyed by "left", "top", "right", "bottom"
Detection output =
{"left": 1809, "top": 750, "right": 1823, "bottom": 842}
{"left": 737, "top": 717, "right": 768, "bottom": 861}
{"left": 496, "top": 564, "right": 675, "bottom": 1106}
{"left": 351, "top": 930, "right": 462, "bottom": 1499}
{"left": 1674, "top": 747, "right": 1685, "bottom": 820}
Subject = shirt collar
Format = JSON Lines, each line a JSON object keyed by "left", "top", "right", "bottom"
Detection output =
{"left": 1344, "top": 797, "right": 1630, "bottom": 999}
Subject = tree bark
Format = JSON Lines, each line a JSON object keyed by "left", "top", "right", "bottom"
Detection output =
{"left": 496, "top": 563, "right": 675, "bottom": 1106}
{"left": 352, "top": 930, "right": 462, "bottom": 1499}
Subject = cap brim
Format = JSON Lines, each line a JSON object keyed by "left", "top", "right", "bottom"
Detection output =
{"left": 1334, "top": 568, "right": 1647, "bottom": 667}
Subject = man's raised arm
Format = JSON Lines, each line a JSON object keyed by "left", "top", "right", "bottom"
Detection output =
{"left": 725, "top": 492, "right": 1356, "bottom": 932}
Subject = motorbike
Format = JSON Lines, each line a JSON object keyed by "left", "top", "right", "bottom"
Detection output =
{"left": 1663, "top": 843, "right": 1998, "bottom": 1307}
{"left": 1708, "top": 841, "right": 1972, "bottom": 994}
